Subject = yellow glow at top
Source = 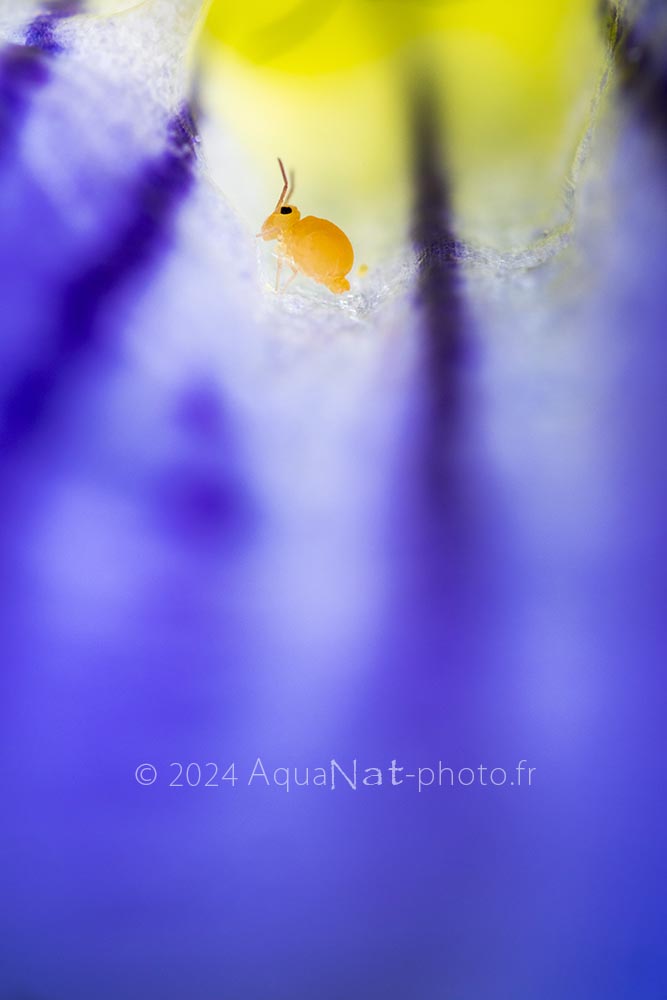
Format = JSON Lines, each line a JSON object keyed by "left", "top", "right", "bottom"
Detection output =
{"left": 199, "top": 0, "right": 604, "bottom": 258}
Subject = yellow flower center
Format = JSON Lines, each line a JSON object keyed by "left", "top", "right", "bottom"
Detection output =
{"left": 199, "top": 0, "right": 605, "bottom": 257}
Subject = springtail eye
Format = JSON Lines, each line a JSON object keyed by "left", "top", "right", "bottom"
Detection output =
{"left": 280, "top": 206, "right": 293, "bottom": 215}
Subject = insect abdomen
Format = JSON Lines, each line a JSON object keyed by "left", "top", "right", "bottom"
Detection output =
{"left": 286, "top": 217, "right": 354, "bottom": 293}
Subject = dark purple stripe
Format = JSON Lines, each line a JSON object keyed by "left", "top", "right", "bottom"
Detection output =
{"left": 0, "top": 44, "right": 50, "bottom": 149}
{"left": 0, "top": 3, "right": 80, "bottom": 153}
{"left": 409, "top": 82, "right": 470, "bottom": 509}
{"left": 604, "top": 0, "right": 667, "bottom": 132}
{"left": 0, "top": 107, "right": 198, "bottom": 448}
{"left": 159, "top": 382, "right": 253, "bottom": 545}
{"left": 379, "top": 84, "right": 479, "bottom": 673}
{"left": 24, "top": 18, "right": 64, "bottom": 54}
{"left": 58, "top": 109, "right": 197, "bottom": 355}
{"left": 366, "top": 87, "right": 489, "bottom": 758}
{"left": 25, "top": 1, "right": 83, "bottom": 53}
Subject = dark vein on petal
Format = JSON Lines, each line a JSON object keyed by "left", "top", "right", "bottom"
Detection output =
{"left": 25, "top": 1, "right": 82, "bottom": 53}
{"left": 410, "top": 81, "right": 470, "bottom": 509}
{"left": 0, "top": 107, "right": 198, "bottom": 448}
{"left": 0, "top": 45, "right": 50, "bottom": 153}
{"left": 24, "top": 20, "right": 65, "bottom": 55}
{"left": 603, "top": 0, "right": 667, "bottom": 132}
{"left": 385, "top": 83, "right": 481, "bottom": 644}
{"left": 154, "top": 380, "right": 253, "bottom": 547}
{"left": 369, "top": 87, "right": 501, "bottom": 733}
{"left": 0, "top": 2, "right": 81, "bottom": 156}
